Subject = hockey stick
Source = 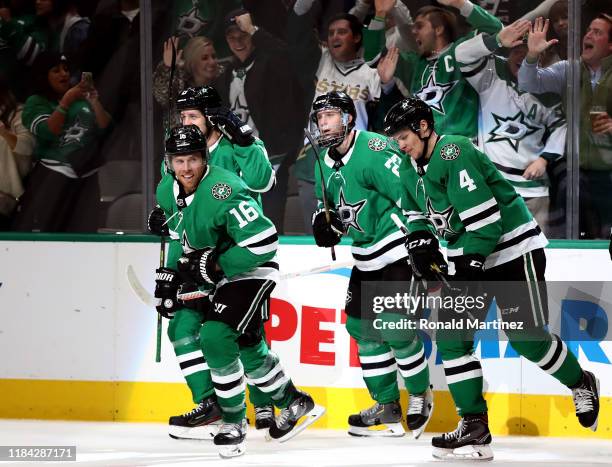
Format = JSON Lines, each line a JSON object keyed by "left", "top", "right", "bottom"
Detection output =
{"left": 155, "top": 238, "right": 165, "bottom": 363}
{"left": 126, "top": 261, "right": 354, "bottom": 310}
{"left": 127, "top": 264, "right": 159, "bottom": 308}
{"left": 152, "top": 38, "right": 178, "bottom": 362}
{"left": 304, "top": 128, "right": 337, "bottom": 261}
{"left": 389, "top": 213, "right": 452, "bottom": 291}
{"left": 280, "top": 260, "right": 353, "bottom": 280}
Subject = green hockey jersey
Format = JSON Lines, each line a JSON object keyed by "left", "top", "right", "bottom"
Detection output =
{"left": 314, "top": 130, "right": 412, "bottom": 271}
{"left": 156, "top": 165, "right": 279, "bottom": 289}
{"left": 22, "top": 95, "right": 107, "bottom": 177}
{"left": 363, "top": 3, "right": 502, "bottom": 138}
{"left": 402, "top": 135, "right": 548, "bottom": 269}
{"left": 208, "top": 136, "right": 275, "bottom": 194}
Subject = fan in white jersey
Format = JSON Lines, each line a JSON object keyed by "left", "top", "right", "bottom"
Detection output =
{"left": 456, "top": 19, "right": 567, "bottom": 235}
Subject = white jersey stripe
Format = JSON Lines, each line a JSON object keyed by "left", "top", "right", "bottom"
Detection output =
{"left": 458, "top": 197, "right": 497, "bottom": 221}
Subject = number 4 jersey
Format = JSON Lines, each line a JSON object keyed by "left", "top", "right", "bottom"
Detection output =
{"left": 403, "top": 135, "right": 548, "bottom": 269}
{"left": 156, "top": 165, "right": 279, "bottom": 289}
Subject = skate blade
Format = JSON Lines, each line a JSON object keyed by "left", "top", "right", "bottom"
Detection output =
{"left": 218, "top": 441, "right": 246, "bottom": 459}
{"left": 432, "top": 444, "right": 493, "bottom": 461}
{"left": 266, "top": 405, "right": 326, "bottom": 443}
{"left": 168, "top": 422, "right": 220, "bottom": 440}
{"left": 348, "top": 422, "right": 405, "bottom": 438}
{"left": 588, "top": 376, "right": 601, "bottom": 432}
{"left": 412, "top": 392, "right": 434, "bottom": 440}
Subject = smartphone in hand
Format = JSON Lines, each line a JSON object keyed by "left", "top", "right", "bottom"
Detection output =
{"left": 81, "top": 71, "right": 94, "bottom": 90}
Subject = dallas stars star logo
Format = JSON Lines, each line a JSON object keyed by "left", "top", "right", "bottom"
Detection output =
{"left": 487, "top": 111, "right": 539, "bottom": 151}
{"left": 415, "top": 73, "right": 457, "bottom": 115}
{"left": 232, "top": 95, "right": 250, "bottom": 124}
{"left": 337, "top": 187, "right": 367, "bottom": 233}
{"left": 181, "top": 230, "right": 196, "bottom": 254}
{"left": 426, "top": 198, "right": 456, "bottom": 238}
{"left": 60, "top": 116, "right": 88, "bottom": 146}
{"left": 177, "top": 7, "right": 208, "bottom": 37}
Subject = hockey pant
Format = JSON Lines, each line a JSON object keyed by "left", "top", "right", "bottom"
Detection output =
{"left": 167, "top": 307, "right": 272, "bottom": 407}
{"left": 200, "top": 279, "right": 296, "bottom": 423}
{"left": 437, "top": 249, "right": 583, "bottom": 416}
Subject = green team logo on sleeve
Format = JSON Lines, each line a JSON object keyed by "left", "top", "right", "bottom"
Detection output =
{"left": 440, "top": 143, "right": 461, "bottom": 161}
{"left": 211, "top": 183, "right": 232, "bottom": 200}
{"left": 368, "top": 137, "right": 387, "bottom": 151}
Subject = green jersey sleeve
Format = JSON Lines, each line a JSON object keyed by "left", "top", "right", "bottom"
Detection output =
{"left": 444, "top": 139, "right": 502, "bottom": 257}
{"left": 22, "top": 95, "right": 57, "bottom": 143}
{"left": 231, "top": 138, "right": 275, "bottom": 193}
{"left": 217, "top": 192, "right": 278, "bottom": 278}
{"left": 463, "top": 2, "right": 503, "bottom": 36}
{"left": 362, "top": 25, "right": 385, "bottom": 63}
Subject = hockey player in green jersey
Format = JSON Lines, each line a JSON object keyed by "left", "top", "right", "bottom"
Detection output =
{"left": 367, "top": 0, "right": 502, "bottom": 139}
{"left": 148, "top": 86, "right": 276, "bottom": 438}
{"left": 310, "top": 91, "right": 433, "bottom": 439}
{"left": 384, "top": 97, "right": 600, "bottom": 461}
{"left": 174, "top": 86, "right": 275, "bottom": 200}
{"left": 152, "top": 125, "right": 324, "bottom": 458}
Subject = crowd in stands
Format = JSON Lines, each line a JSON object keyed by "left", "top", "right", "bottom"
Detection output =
{"left": 0, "top": 0, "right": 610, "bottom": 238}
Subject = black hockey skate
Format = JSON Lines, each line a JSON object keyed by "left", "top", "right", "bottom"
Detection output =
{"left": 254, "top": 404, "right": 274, "bottom": 430}
{"left": 214, "top": 419, "right": 247, "bottom": 458}
{"left": 267, "top": 388, "right": 325, "bottom": 442}
{"left": 348, "top": 400, "right": 405, "bottom": 437}
{"left": 432, "top": 413, "right": 493, "bottom": 461}
{"left": 168, "top": 395, "right": 222, "bottom": 440}
{"left": 407, "top": 385, "right": 434, "bottom": 439}
{"left": 571, "top": 370, "right": 600, "bottom": 431}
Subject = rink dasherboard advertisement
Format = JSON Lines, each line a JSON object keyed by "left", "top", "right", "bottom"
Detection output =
{"left": 0, "top": 236, "right": 610, "bottom": 438}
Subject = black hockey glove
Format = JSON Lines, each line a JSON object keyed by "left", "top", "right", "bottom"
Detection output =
{"left": 452, "top": 254, "right": 486, "bottom": 282}
{"left": 207, "top": 107, "right": 255, "bottom": 146}
{"left": 154, "top": 267, "right": 180, "bottom": 319}
{"left": 148, "top": 206, "right": 169, "bottom": 236}
{"left": 177, "top": 248, "right": 224, "bottom": 286}
{"left": 312, "top": 208, "right": 344, "bottom": 248}
{"left": 405, "top": 230, "right": 448, "bottom": 281}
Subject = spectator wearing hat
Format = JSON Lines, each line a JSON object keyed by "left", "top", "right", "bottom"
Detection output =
{"left": 12, "top": 51, "right": 111, "bottom": 232}
{"left": 214, "top": 8, "right": 307, "bottom": 233}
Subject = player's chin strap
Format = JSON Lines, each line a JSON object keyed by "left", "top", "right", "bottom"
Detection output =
{"left": 328, "top": 129, "right": 356, "bottom": 163}
{"left": 415, "top": 130, "right": 438, "bottom": 175}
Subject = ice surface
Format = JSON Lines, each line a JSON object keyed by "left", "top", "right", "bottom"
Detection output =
{"left": 0, "top": 420, "right": 610, "bottom": 467}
